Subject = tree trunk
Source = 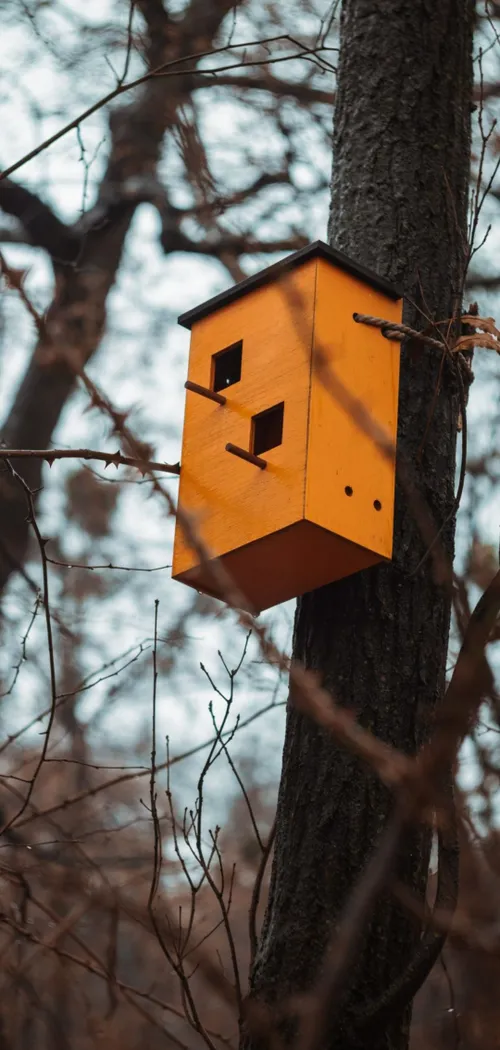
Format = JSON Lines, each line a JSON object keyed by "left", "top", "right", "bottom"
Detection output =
{"left": 246, "top": 3, "right": 474, "bottom": 1049}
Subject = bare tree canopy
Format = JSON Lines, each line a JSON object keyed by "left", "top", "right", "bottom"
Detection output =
{"left": 0, "top": 2, "right": 499, "bottom": 1050}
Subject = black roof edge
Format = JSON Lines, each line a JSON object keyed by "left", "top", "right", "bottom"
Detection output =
{"left": 177, "top": 240, "right": 402, "bottom": 330}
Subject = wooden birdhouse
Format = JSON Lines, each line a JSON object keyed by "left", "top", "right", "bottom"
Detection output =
{"left": 172, "top": 241, "right": 402, "bottom": 613}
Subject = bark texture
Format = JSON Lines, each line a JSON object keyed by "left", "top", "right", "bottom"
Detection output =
{"left": 246, "top": 3, "right": 475, "bottom": 1049}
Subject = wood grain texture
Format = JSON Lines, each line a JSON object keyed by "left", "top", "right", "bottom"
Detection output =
{"left": 172, "top": 251, "right": 402, "bottom": 612}
{"left": 172, "top": 259, "right": 316, "bottom": 592}
{"left": 307, "top": 260, "right": 401, "bottom": 558}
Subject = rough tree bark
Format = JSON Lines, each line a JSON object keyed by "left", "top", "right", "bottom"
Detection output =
{"left": 246, "top": 4, "right": 475, "bottom": 1050}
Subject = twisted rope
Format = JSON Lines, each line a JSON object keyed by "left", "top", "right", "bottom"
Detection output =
{"left": 353, "top": 312, "right": 445, "bottom": 352}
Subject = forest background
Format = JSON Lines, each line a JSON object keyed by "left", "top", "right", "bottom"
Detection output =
{"left": 0, "top": 2, "right": 499, "bottom": 1048}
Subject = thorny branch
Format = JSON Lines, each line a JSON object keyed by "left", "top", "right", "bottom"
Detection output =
{"left": 0, "top": 447, "right": 181, "bottom": 475}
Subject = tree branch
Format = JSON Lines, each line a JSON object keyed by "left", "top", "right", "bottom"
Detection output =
{"left": 467, "top": 271, "right": 500, "bottom": 291}
{"left": 0, "top": 0, "right": 251, "bottom": 595}
{"left": 0, "top": 180, "right": 81, "bottom": 264}
{"left": 0, "top": 219, "right": 35, "bottom": 246}
{"left": 0, "top": 37, "right": 332, "bottom": 183}
{"left": 0, "top": 447, "right": 180, "bottom": 475}
{"left": 191, "top": 72, "right": 334, "bottom": 106}
{"left": 160, "top": 228, "right": 307, "bottom": 257}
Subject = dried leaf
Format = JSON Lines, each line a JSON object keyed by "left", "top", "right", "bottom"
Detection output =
{"left": 456, "top": 314, "right": 500, "bottom": 354}
{"left": 462, "top": 314, "right": 500, "bottom": 339}
{"left": 454, "top": 333, "right": 500, "bottom": 353}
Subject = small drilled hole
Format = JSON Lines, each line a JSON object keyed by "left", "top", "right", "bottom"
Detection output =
{"left": 344, "top": 485, "right": 353, "bottom": 497}
{"left": 374, "top": 499, "right": 382, "bottom": 511}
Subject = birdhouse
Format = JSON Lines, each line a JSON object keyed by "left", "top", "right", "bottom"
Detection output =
{"left": 172, "top": 241, "right": 402, "bottom": 613}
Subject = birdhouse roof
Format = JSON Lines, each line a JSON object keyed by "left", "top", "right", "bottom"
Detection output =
{"left": 177, "top": 240, "right": 402, "bottom": 330}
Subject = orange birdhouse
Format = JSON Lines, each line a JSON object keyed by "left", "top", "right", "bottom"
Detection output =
{"left": 172, "top": 241, "right": 402, "bottom": 613}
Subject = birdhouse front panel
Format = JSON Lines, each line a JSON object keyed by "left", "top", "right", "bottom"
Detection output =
{"left": 172, "top": 242, "right": 403, "bottom": 612}
{"left": 306, "top": 259, "right": 402, "bottom": 559}
{"left": 172, "top": 258, "right": 317, "bottom": 582}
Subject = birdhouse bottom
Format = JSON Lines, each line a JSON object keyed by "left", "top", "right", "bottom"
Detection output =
{"left": 173, "top": 520, "right": 383, "bottom": 614}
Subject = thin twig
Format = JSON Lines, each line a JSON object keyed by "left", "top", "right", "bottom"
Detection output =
{"left": 148, "top": 599, "right": 161, "bottom": 909}
{"left": 12, "top": 700, "right": 286, "bottom": 829}
{"left": 249, "top": 818, "right": 277, "bottom": 968}
{"left": 0, "top": 463, "right": 58, "bottom": 834}
{"left": 0, "top": 447, "right": 180, "bottom": 475}
{"left": 0, "top": 36, "right": 334, "bottom": 181}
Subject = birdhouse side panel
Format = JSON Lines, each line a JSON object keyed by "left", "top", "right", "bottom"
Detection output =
{"left": 306, "top": 260, "right": 402, "bottom": 559}
{"left": 172, "top": 261, "right": 317, "bottom": 581}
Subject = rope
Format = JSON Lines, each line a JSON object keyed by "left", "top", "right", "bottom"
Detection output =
{"left": 352, "top": 312, "right": 445, "bottom": 352}
{"left": 353, "top": 311, "right": 474, "bottom": 388}
{"left": 353, "top": 309, "right": 473, "bottom": 576}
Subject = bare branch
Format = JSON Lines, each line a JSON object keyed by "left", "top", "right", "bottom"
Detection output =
{"left": 0, "top": 180, "right": 81, "bottom": 263}
{"left": 0, "top": 36, "right": 334, "bottom": 183}
{"left": 0, "top": 447, "right": 180, "bottom": 476}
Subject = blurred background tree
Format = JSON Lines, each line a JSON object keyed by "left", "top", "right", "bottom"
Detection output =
{"left": 0, "top": 1, "right": 499, "bottom": 1048}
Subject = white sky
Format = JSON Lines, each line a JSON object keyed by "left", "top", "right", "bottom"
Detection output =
{"left": 0, "top": 1, "right": 499, "bottom": 826}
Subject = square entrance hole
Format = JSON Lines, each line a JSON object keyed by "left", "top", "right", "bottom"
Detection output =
{"left": 252, "top": 402, "right": 284, "bottom": 456}
{"left": 212, "top": 340, "right": 242, "bottom": 392}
